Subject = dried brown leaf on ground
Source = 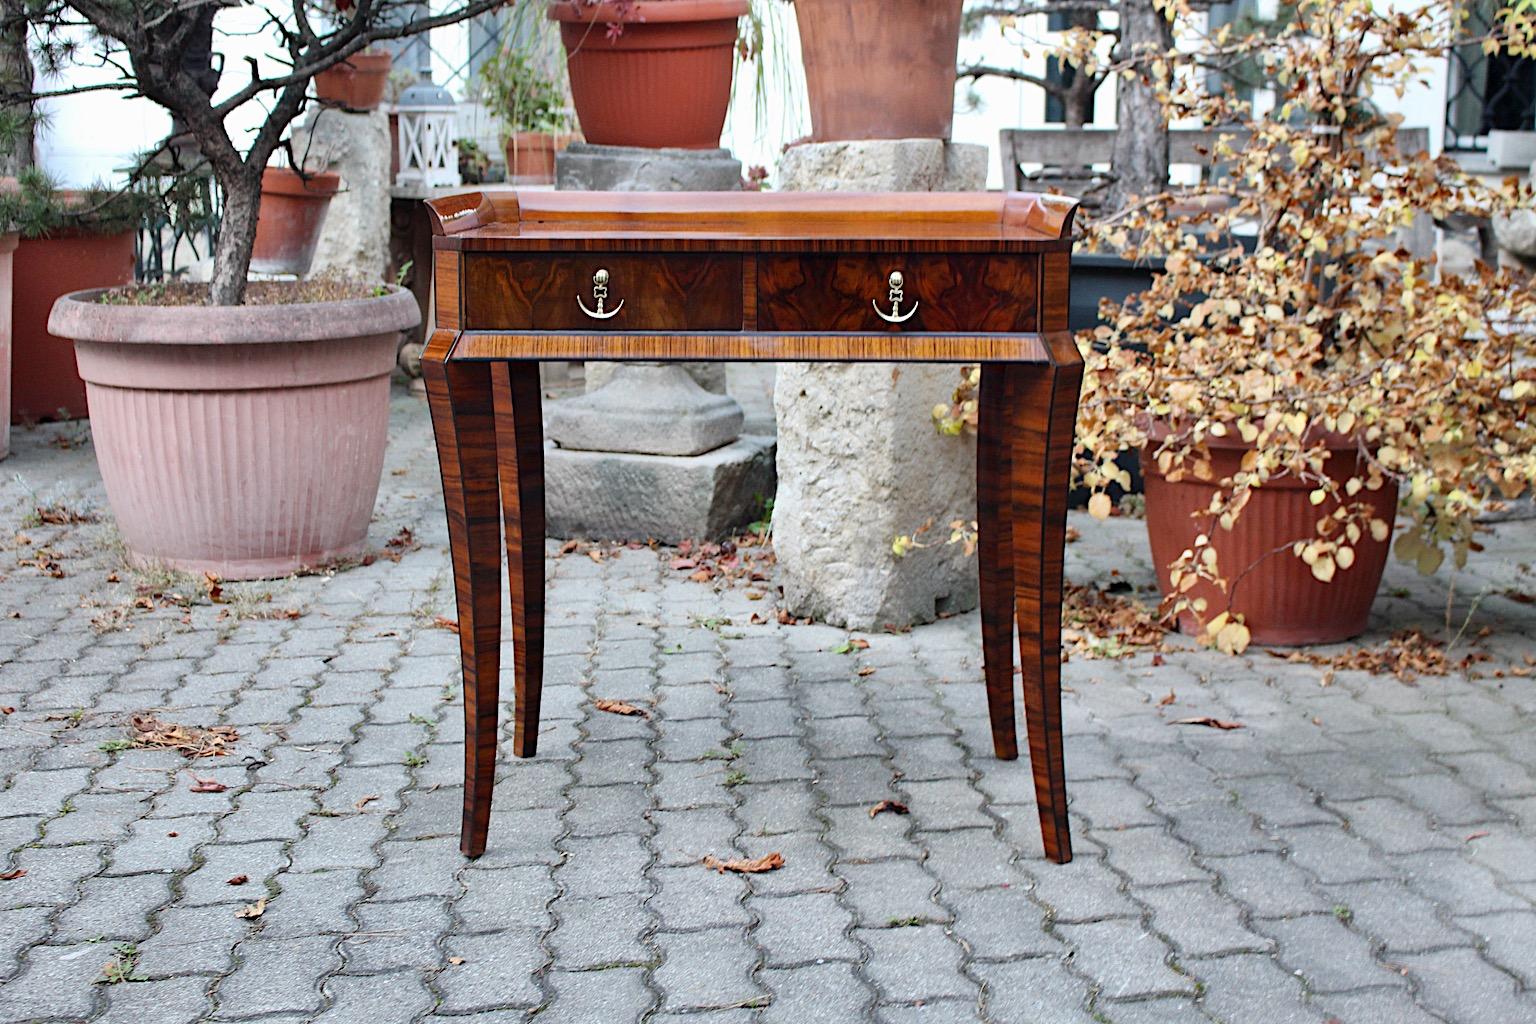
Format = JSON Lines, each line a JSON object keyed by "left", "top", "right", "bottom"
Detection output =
{"left": 187, "top": 774, "right": 229, "bottom": 793}
{"left": 702, "top": 852, "right": 784, "bottom": 874}
{"left": 1158, "top": 690, "right": 1177, "bottom": 707}
{"left": 1062, "top": 583, "right": 1167, "bottom": 659}
{"left": 234, "top": 897, "right": 267, "bottom": 919}
{"left": 226, "top": 874, "right": 249, "bottom": 886}
{"left": 30, "top": 503, "right": 98, "bottom": 526}
{"left": 593, "top": 698, "right": 649, "bottom": 719}
{"left": 130, "top": 715, "right": 238, "bottom": 758}
{"left": 671, "top": 536, "right": 776, "bottom": 591}
{"left": 0, "top": 868, "right": 25, "bottom": 881}
{"left": 1171, "top": 716, "right": 1245, "bottom": 731}
{"left": 1267, "top": 629, "right": 1488, "bottom": 682}
{"left": 433, "top": 616, "right": 460, "bottom": 634}
{"left": 353, "top": 794, "right": 379, "bottom": 811}
{"left": 447, "top": 956, "right": 467, "bottom": 965}
{"left": 868, "top": 800, "right": 910, "bottom": 819}
{"left": 1466, "top": 830, "right": 1490, "bottom": 842}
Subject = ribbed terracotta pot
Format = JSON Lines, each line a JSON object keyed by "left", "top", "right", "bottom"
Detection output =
{"left": 314, "top": 50, "right": 393, "bottom": 111}
{"left": 795, "top": 0, "right": 963, "bottom": 142}
{"left": 548, "top": 0, "right": 747, "bottom": 149}
{"left": 250, "top": 167, "right": 342, "bottom": 276}
{"left": 1142, "top": 428, "right": 1398, "bottom": 646}
{"left": 48, "top": 288, "right": 420, "bottom": 580}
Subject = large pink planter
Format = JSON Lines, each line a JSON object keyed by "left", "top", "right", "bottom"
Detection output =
{"left": 48, "top": 288, "right": 419, "bottom": 579}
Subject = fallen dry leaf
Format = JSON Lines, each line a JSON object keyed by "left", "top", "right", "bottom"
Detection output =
{"left": 1466, "top": 830, "right": 1491, "bottom": 842}
{"left": 1171, "top": 717, "right": 1245, "bottom": 731}
{"left": 857, "top": 666, "right": 877, "bottom": 677}
{"left": 868, "top": 800, "right": 910, "bottom": 819}
{"left": 126, "top": 716, "right": 238, "bottom": 758}
{"left": 1063, "top": 584, "right": 1168, "bottom": 659}
{"left": 593, "top": 698, "right": 648, "bottom": 719}
{"left": 588, "top": 549, "right": 605, "bottom": 564}
{"left": 433, "top": 616, "right": 460, "bottom": 634}
{"left": 671, "top": 557, "right": 697, "bottom": 571}
{"left": 234, "top": 898, "right": 267, "bottom": 919}
{"left": 1268, "top": 629, "right": 1488, "bottom": 682}
{"left": 558, "top": 539, "right": 579, "bottom": 555}
{"left": 188, "top": 774, "right": 229, "bottom": 793}
{"left": 226, "top": 874, "right": 249, "bottom": 886}
{"left": 0, "top": 706, "right": 13, "bottom": 715}
{"left": 0, "top": 868, "right": 25, "bottom": 881}
{"left": 702, "top": 852, "right": 784, "bottom": 875}
{"left": 1158, "top": 690, "right": 1176, "bottom": 707}
{"left": 689, "top": 568, "right": 713, "bottom": 583}
{"left": 353, "top": 794, "right": 380, "bottom": 811}
{"left": 447, "top": 956, "right": 466, "bottom": 965}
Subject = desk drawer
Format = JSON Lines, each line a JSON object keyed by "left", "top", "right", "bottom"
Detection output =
{"left": 756, "top": 255, "right": 1039, "bottom": 333}
{"left": 463, "top": 254, "right": 743, "bottom": 331}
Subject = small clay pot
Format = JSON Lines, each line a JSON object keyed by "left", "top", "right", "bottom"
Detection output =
{"left": 504, "top": 132, "right": 558, "bottom": 184}
{"left": 251, "top": 167, "right": 342, "bottom": 277}
{"left": 314, "top": 50, "right": 394, "bottom": 112}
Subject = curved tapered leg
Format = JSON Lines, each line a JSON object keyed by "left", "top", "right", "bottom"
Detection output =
{"left": 977, "top": 363, "right": 1018, "bottom": 761}
{"left": 492, "top": 362, "right": 546, "bottom": 759}
{"left": 425, "top": 342, "right": 503, "bottom": 859}
{"left": 1011, "top": 339, "right": 1083, "bottom": 864}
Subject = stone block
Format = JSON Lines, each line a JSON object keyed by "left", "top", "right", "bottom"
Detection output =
{"left": 773, "top": 140, "right": 988, "bottom": 630}
{"left": 544, "top": 434, "right": 775, "bottom": 543}
{"left": 291, "top": 108, "right": 391, "bottom": 281}
{"left": 556, "top": 142, "right": 742, "bottom": 192}
{"left": 547, "top": 363, "right": 743, "bottom": 457}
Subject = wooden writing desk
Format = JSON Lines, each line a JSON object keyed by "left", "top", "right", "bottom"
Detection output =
{"left": 423, "top": 190, "right": 1082, "bottom": 864}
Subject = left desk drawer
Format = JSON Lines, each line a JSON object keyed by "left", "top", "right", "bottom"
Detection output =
{"left": 461, "top": 254, "right": 743, "bottom": 331}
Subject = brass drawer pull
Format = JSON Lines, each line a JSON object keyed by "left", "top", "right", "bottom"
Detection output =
{"left": 577, "top": 268, "right": 624, "bottom": 320}
{"left": 873, "top": 270, "right": 918, "bottom": 324}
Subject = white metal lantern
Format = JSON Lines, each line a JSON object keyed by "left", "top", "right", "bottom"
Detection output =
{"left": 394, "top": 70, "right": 461, "bottom": 190}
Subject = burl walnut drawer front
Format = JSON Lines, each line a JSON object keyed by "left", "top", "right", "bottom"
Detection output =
{"left": 757, "top": 254, "right": 1040, "bottom": 333}
{"left": 462, "top": 254, "right": 743, "bottom": 331}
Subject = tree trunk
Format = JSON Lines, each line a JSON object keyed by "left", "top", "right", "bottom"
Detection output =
{"left": 209, "top": 166, "right": 263, "bottom": 305}
{"left": 0, "top": 0, "right": 34, "bottom": 176}
{"left": 1061, "top": 7, "right": 1099, "bottom": 130}
{"left": 1105, "top": 0, "right": 1172, "bottom": 212}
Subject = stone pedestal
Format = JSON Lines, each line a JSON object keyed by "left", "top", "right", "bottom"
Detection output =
{"left": 774, "top": 139, "right": 987, "bottom": 629}
{"left": 545, "top": 145, "right": 766, "bottom": 541}
{"left": 290, "top": 109, "right": 392, "bottom": 281}
{"left": 556, "top": 143, "right": 742, "bottom": 192}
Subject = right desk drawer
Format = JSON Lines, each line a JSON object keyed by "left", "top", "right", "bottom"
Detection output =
{"left": 756, "top": 254, "right": 1040, "bottom": 333}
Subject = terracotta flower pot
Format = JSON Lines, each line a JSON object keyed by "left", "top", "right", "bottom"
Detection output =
{"left": 504, "top": 131, "right": 559, "bottom": 184}
{"left": 314, "top": 50, "right": 394, "bottom": 112}
{"left": 10, "top": 227, "right": 136, "bottom": 424}
{"left": 794, "top": 0, "right": 964, "bottom": 142}
{"left": 1142, "top": 427, "right": 1398, "bottom": 646}
{"left": 548, "top": 0, "right": 747, "bottom": 149}
{"left": 250, "top": 167, "right": 342, "bottom": 276}
{"left": 48, "top": 288, "right": 420, "bottom": 580}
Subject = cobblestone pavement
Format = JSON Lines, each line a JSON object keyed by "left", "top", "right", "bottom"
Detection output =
{"left": 3, "top": 387, "right": 1536, "bottom": 1024}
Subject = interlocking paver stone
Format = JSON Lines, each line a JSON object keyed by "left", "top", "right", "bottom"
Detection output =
{"left": 3, "top": 397, "right": 1535, "bottom": 1023}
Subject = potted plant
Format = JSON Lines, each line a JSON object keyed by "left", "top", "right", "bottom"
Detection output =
{"left": 314, "top": 47, "right": 394, "bottom": 111}
{"left": 793, "top": 0, "right": 963, "bottom": 141}
{"left": 548, "top": 0, "right": 748, "bottom": 148}
{"left": 474, "top": 46, "right": 575, "bottom": 185}
{"left": 1074, "top": 0, "right": 1536, "bottom": 650}
{"left": 29, "top": 0, "right": 504, "bottom": 578}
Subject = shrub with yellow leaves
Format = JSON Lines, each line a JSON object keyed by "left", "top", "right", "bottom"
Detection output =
{"left": 1074, "top": 0, "right": 1536, "bottom": 651}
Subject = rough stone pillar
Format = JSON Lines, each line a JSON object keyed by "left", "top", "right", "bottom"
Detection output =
{"left": 290, "top": 108, "right": 392, "bottom": 282}
{"left": 774, "top": 139, "right": 987, "bottom": 629}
